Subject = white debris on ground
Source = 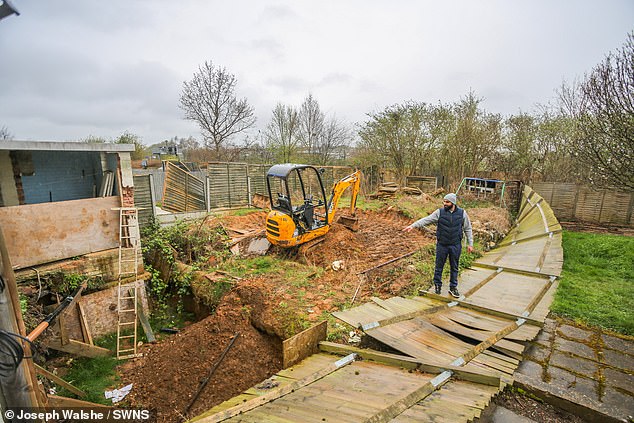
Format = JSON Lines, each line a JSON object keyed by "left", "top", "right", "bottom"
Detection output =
{"left": 105, "top": 383, "right": 133, "bottom": 403}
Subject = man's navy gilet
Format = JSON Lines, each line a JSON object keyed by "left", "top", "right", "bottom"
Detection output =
{"left": 436, "top": 206, "right": 464, "bottom": 246}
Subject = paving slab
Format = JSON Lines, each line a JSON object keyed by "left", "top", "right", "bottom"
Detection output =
{"left": 553, "top": 338, "right": 596, "bottom": 360}
{"left": 516, "top": 359, "right": 545, "bottom": 380}
{"left": 515, "top": 324, "right": 634, "bottom": 423}
{"left": 557, "top": 324, "right": 593, "bottom": 342}
{"left": 550, "top": 351, "right": 599, "bottom": 379}
{"left": 603, "top": 348, "right": 634, "bottom": 373}
{"left": 600, "top": 387, "right": 634, "bottom": 418}
{"left": 524, "top": 343, "right": 549, "bottom": 363}
{"left": 547, "top": 366, "right": 599, "bottom": 398}
{"left": 542, "top": 318, "right": 558, "bottom": 334}
{"left": 603, "top": 367, "right": 634, "bottom": 394}
{"left": 489, "top": 405, "right": 537, "bottom": 423}
{"left": 514, "top": 372, "right": 626, "bottom": 422}
{"left": 602, "top": 333, "right": 634, "bottom": 352}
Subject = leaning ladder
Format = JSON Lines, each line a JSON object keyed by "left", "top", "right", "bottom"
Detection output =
{"left": 116, "top": 207, "right": 142, "bottom": 359}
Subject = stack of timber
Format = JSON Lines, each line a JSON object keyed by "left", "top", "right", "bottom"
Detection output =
{"left": 192, "top": 185, "right": 562, "bottom": 422}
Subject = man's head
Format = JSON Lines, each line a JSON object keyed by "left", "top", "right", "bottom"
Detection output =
{"left": 443, "top": 193, "right": 457, "bottom": 211}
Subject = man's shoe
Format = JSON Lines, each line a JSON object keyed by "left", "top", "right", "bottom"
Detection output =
{"left": 449, "top": 287, "right": 460, "bottom": 298}
{"left": 434, "top": 285, "right": 441, "bottom": 295}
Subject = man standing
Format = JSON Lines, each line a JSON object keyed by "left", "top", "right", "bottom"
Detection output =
{"left": 403, "top": 193, "right": 473, "bottom": 298}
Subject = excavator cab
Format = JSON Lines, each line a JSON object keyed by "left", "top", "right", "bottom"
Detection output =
{"left": 265, "top": 164, "right": 361, "bottom": 247}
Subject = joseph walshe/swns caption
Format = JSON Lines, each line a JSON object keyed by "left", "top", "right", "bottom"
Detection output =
{"left": 4, "top": 407, "right": 151, "bottom": 422}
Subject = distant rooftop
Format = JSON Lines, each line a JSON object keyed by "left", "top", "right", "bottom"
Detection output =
{"left": 0, "top": 140, "right": 135, "bottom": 152}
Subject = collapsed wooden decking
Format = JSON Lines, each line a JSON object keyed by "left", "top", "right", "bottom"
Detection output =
{"left": 192, "top": 185, "right": 563, "bottom": 422}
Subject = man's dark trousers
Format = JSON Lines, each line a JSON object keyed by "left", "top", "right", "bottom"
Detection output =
{"left": 433, "top": 243, "right": 462, "bottom": 289}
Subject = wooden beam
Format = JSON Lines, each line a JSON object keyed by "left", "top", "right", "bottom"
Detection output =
{"left": 0, "top": 225, "right": 41, "bottom": 407}
{"left": 199, "top": 353, "right": 357, "bottom": 423}
{"left": 318, "top": 342, "right": 500, "bottom": 387}
{"left": 77, "top": 302, "right": 94, "bottom": 345}
{"left": 34, "top": 364, "right": 86, "bottom": 398}
{"left": 47, "top": 394, "right": 112, "bottom": 408}
{"left": 47, "top": 338, "right": 111, "bottom": 358}
{"left": 131, "top": 288, "right": 155, "bottom": 343}
{"left": 419, "top": 292, "right": 544, "bottom": 327}
{"left": 459, "top": 320, "right": 523, "bottom": 364}
{"left": 470, "top": 262, "right": 555, "bottom": 280}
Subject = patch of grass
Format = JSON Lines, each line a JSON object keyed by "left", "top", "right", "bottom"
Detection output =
{"left": 226, "top": 208, "right": 262, "bottom": 217}
{"left": 552, "top": 231, "right": 634, "bottom": 336}
{"left": 219, "top": 256, "right": 321, "bottom": 285}
{"left": 355, "top": 196, "right": 385, "bottom": 211}
{"left": 56, "top": 334, "right": 119, "bottom": 405}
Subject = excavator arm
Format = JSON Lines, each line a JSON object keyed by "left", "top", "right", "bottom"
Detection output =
{"left": 327, "top": 170, "right": 362, "bottom": 224}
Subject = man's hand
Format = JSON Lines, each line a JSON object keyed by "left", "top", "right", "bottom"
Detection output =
{"left": 402, "top": 225, "right": 413, "bottom": 233}
{"left": 467, "top": 246, "right": 474, "bottom": 253}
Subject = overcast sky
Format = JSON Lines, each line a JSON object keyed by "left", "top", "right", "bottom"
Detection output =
{"left": 0, "top": 1, "right": 632, "bottom": 145}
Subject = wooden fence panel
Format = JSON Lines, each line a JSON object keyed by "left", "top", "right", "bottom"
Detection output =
{"left": 532, "top": 182, "right": 633, "bottom": 227}
{"left": 162, "top": 162, "right": 206, "bottom": 213}
{"left": 575, "top": 188, "right": 605, "bottom": 223}
{"left": 405, "top": 176, "right": 437, "bottom": 193}
{"left": 208, "top": 163, "right": 249, "bottom": 209}
{"left": 600, "top": 191, "right": 632, "bottom": 225}
{"left": 132, "top": 174, "right": 155, "bottom": 228}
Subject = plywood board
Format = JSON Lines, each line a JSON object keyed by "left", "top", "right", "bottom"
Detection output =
{"left": 282, "top": 321, "right": 327, "bottom": 368}
{"left": 0, "top": 196, "right": 120, "bottom": 269}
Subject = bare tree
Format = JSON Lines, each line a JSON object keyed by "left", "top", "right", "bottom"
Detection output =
{"left": 264, "top": 103, "right": 300, "bottom": 163}
{"left": 179, "top": 61, "right": 256, "bottom": 157}
{"left": 0, "top": 126, "right": 13, "bottom": 141}
{"left": 315, "top": 116, "right": 351, "bottom": 165}
{"left": 297, "top": 93, "right": 325, "bottom": 160}
{"left": 558, "top": 32, "right": 634, "bottom": 189}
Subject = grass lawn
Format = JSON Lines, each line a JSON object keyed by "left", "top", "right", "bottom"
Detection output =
{"left": 552, "top": 230, "right": 634, "bottom": 336}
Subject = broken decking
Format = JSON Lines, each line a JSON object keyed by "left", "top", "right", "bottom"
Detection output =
{"left": 193, "top": 185, "right": 562, "bottom": 422}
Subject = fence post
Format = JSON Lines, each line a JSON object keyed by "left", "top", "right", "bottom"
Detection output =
{"left": 206, "top": 175, "right": 210, "bottom": 213}
{"left": 572, "top": 185, "right": 580, "bottom": 221}
{"left": 597, "top": 190, "right": 607, "bottom": 224}
{"left": 627, "top": 192, "right": 634, "bottom": 227}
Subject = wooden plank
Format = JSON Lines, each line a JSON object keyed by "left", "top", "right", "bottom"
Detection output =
{"left": 134, "top": 290, "right": 155, "bottom": 343}
{"left": 77, "top": 302, "right": 94, "bottom": 345}
{"left": 47, "top": 338, "right": 111, "bottom": 358}
{"left": 46, "top": 394, "right": 112, "bottom": 408}
{"left": 318, "top": 341, "right": 500, "bottom": 387}
{"left": 419, "top": 292, "right": 543, "bottom": 327}
{"left": 282, "top": 321, "right": 327, "bottom": 368}
{"left": 362, "top": 372, "right": 451, "bottom": 423}
{"left": 34, "top": 364, "right": 86, "bottom": 398}
{"left": 332, "top": 302, "right": 397, "bottom": 328}
{"left": 198, "top": 354, "right": 356, "bottom": 423}
{"left": 428, "top": 314, "right": 524, "bottom": 359}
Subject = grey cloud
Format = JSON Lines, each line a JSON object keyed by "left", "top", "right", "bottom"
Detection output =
{"left": 250, "top": 38, "right": 285, "bottom": 60}
{"left": 260, "top": 5, "right": 298, "bottom": 21}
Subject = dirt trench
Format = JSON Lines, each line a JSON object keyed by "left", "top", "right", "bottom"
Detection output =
{"left": 121, "top": 205, "right": 511, "bottom": 422}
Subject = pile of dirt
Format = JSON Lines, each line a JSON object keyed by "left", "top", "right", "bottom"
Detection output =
{"left": 468, "top": 207, "right": 511, "bottom": 249}
{"left": 121, "top": 278, "right": 282, "bottom": 423}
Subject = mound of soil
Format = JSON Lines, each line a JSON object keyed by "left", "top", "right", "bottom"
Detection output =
{"left": 121, "top": 278, "right": 282, "bottom": 423}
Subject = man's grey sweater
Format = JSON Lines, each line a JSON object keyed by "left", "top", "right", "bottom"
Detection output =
{"left": 411, "top": 208, "right": 474, "bottom": 247}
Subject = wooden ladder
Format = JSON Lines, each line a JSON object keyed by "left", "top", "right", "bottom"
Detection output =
{"left": 116, "top": 207, "right": 142, "bottom": 359}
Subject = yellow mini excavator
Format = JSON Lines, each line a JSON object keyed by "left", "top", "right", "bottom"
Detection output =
{"left": 265, "top": 164, "right": 362, "bottom": 247}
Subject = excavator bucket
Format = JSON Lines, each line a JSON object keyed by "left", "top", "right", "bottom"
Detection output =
{"left": 337, "top": 214, "right": 360, "bottom": 232}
